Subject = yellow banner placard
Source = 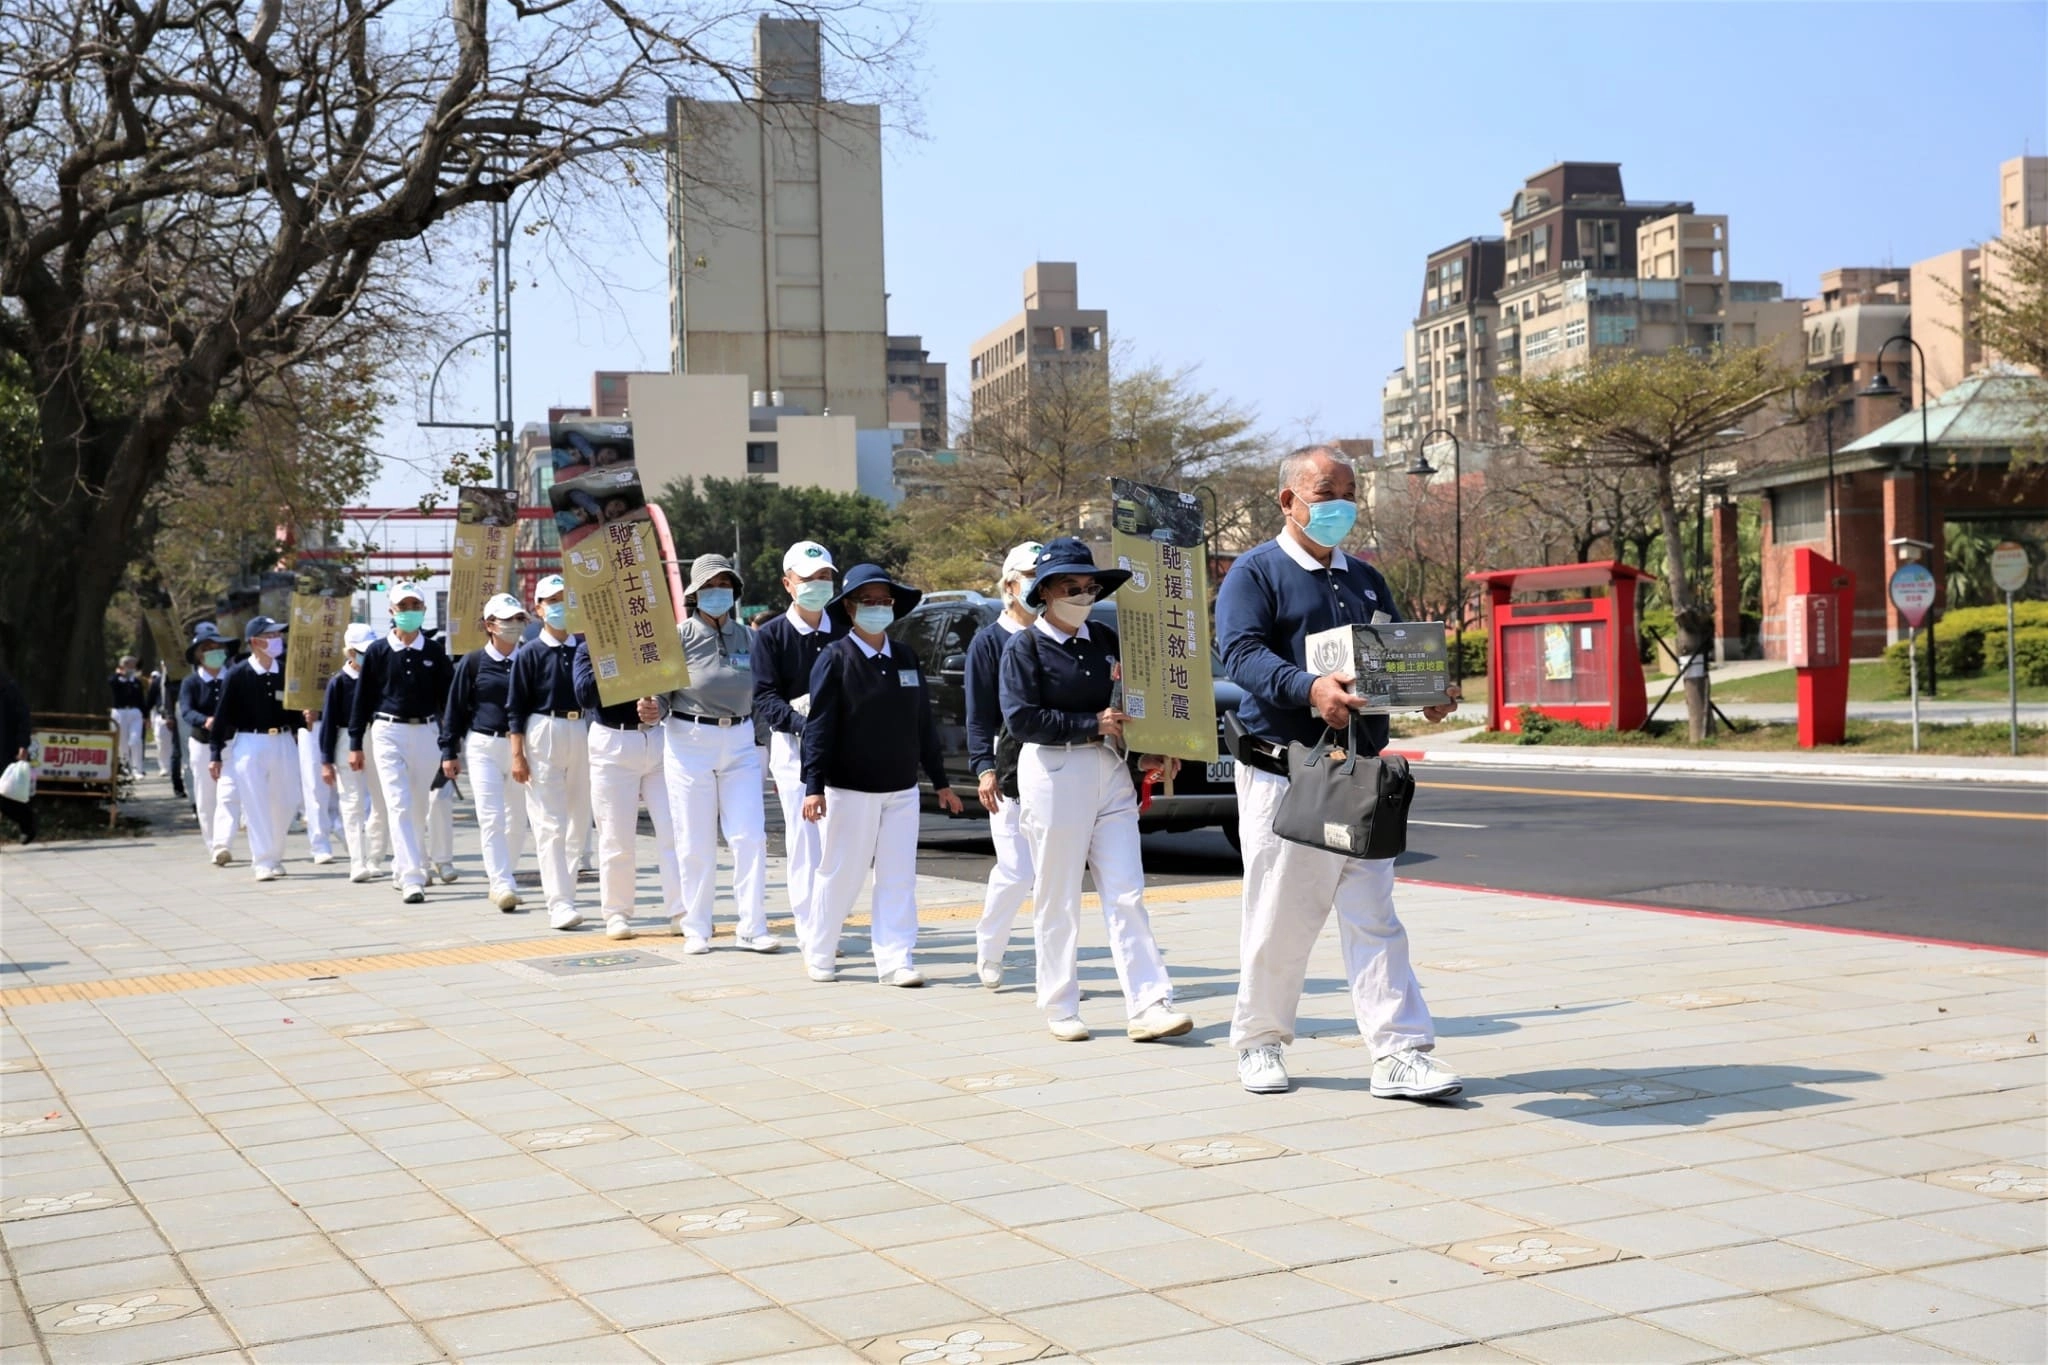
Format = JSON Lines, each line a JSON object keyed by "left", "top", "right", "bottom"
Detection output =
{"left": 563, "top": 520, "right": 688, "bottom": 707}
{"left": 1109, "top": 478, "right": 1217, "bottom": 762}
{"left": 283, "top": 593, "right": 352, "bottom": 713}
{"left": 449, "top": 487, "right": 519, "bottom": 657}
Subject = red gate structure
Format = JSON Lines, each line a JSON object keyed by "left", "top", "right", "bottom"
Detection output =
{"left": 1470, "top": 562, "right": 1654, "bottom": 733}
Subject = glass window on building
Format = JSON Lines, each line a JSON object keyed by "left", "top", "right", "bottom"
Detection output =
{"left": 1565, "top": 318, "right": 1588, "bottom": 349}
{"left": 1595, "top": 315, "right": 1639, "bottom": 346}
{"left": 1772, "top": 481, "right": 1827, "bottom": 544}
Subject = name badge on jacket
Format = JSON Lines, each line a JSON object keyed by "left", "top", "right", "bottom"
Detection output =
{"left": 898, "top": 670, "right": 921, "bottom": 688}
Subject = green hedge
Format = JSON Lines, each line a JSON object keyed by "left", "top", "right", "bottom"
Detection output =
{"left": 1883, "top": 628, "right": 1984, "bottom": 691}
{"left": 1941, "top": 601, "right": 2048, "bottom": 635}
{"left": 1988, "top": 628, "right": 2048, "bottom": 686}
{"left": 1451, "top": 632, "right": 1488, "bottom": 679}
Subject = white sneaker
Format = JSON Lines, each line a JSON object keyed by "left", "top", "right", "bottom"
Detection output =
{"left": 211, "top": 848, "right": 231, "bottom": 867}
{"left": 548, "top": 904, "right": 584, "bottom": 931}
{"left": 1239, "top": 1044, "right": 1289, "bottom": 1094}
{"left": 739, "top": 933, "right": 780, "bottom": 954}
{"left": 401, "top": 886, "right": 426, "bottom": 905}
{"left": 1127, "top": 1002, "right": 1194, "bottom": 1042}
{"left": 1048, "top": 1016, "right": 1091, "bottom": 1042}
{"left": 807, "top": 965, "right": 837, "bottom": 983}
{"left": 976, "top": 961, "right": 1004, "bottom": 990}
{"left": 682, "top": 935, "right": 712, "bottom": 956}
{"left": 349, "top": 867, "right": 375, "bottom": 884}
{"left": 311, "top": 851, "right": 336, "bottom": 865}
{"left": 434, "top": 862, "right": 459, "bottom": 884}
{"left": 888, "top": 968, "right": 926, "bottom": 988}
{"left": 605, "top": 914, "right": 635, "bottom": 941}
{"left": 491, "top": 886, "right": 520, "bottom": 911}
{"left": 1371, "top": 1048, "right": 1462, "bottom": 1101}
{"left": 254, "top": 866, "right": 282, "bottom": 883}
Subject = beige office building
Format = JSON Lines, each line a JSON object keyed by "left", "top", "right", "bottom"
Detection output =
{"left": 1910, "top": 155, "right": 2047, "bottom": 400}
{"left": 665, "top": 17, "right": 888, "bottom": 429}
{"left": 629, "top": 373, "right": 859, "bottom": 495}
{"left": 969, "top": 263, "right": 1108, "bottom": 430}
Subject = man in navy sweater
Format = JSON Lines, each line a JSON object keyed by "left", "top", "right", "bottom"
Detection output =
{"left": 209, "top": 617, "right": 302, "bottom": 881}
{"left": 320, "top": 624, "right": 389, "bottom": 883}
{"left": 507, "top": 574, "right": 593, "bottom": 930}
{"left": 347, "top": 584, "right": 451, "bottom": 904}
{"left": 964, "top": 541, "right": 1042, "bottom": 989}
{"left": 1216, "top": 445, "right": 1463, "bottom": 1101}
{"left": 180, "top": 624, "right": 241, "bottom": 862}
{"left": 751, "top": 539, "right": 840, "bottom": 952}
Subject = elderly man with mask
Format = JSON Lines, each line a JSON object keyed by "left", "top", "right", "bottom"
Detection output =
{"left": 509, "top": 574, "right": 593, "bottom": 929}
{"left": 1216, "top": 445, "right": 1463, "bottom": 1101}
{"left": 209, "top": 617, "right": 303, "bottom": 882}
{"left": 181, "top": 623, "right": 242, "bottom": 864}
{"left": 751, "top": 540, "right": 839, "bottom": 953}
{"left": 348, "top": 584, "right": 452, "bottom": 905}
{"left": 321, "top": 623, "right": 390, "bottom": 883}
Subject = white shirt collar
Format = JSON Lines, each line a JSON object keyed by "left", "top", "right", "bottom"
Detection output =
{"left": 851, "top": 632, "right": 892, "bottom": 659}
{"left": 785, "top": 604, "right": 835, "bottom": 636}
{"left": 1033, "top": 616, "right": 1091, "bottom": 646}
{"left": 342, "top": 661, "right": 361, "bottom": 679}
{"left": 248, "top": 653, "right": 280, "bottom": 676}
{"left": 537, "top": 629, "right": 570, "bottom": 649}
{"left": 999, "top": 615, "right": 1029, "bottom": 635}
{"left": 388, "top": 629, "right": 425, "bottom": 651}
{"left": 1276, "top": 531, "right": 1349, "bottom": 575}
{"left": 485, "top": 641, "right": 512, "bottom": 663}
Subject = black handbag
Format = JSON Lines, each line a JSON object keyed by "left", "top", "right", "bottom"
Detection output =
{"left": 1271, "top": 719, "right": 1414, "bottom": 860}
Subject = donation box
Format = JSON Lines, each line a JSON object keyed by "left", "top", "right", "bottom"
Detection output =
{"left": 1470, "top": 561, "right": 1656, "bottom": 733}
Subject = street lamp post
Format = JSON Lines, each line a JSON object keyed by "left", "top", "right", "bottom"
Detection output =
{"left": 1404, "top": 426, "right": 1464, "bottom": 683}
{"left": 1861, "top": 335, "right": 1937, "bottom": 694}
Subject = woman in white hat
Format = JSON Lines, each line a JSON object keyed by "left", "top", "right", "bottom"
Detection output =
{"left": 208, "top": 617, "right": 304, "bottom": 882}
{"left": 346, "top": 583, "right": 452, "bottom": 904}
{"left": 966, "top": 541, "right": 1044, "bottom": 989}
{"left": 320, "top": 623, "right": 391, "bottom": 883}
{"left": 752, "top": 540, "right": 838, "bottom": 952}
{"left": 508, "top": 573, "right": 593, "bottom": 929}
{"left": 442, "top": 592, "right": 532, "bottom": 911}
{"left": 663, "top": 555, "right": 774, "bottom": 953}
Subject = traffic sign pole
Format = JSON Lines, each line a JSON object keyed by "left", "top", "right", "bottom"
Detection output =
{"left": 1888, "top": 562, "right": 1939, "bottom": 755}
{"left": 1907, "top": 635, "right": 1920, "bottom": 752}
{"left": 1989, "top": 543, "right": 2029, "bottom": 757}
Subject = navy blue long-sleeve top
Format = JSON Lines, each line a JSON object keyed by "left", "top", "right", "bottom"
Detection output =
{"left": 347, "top": 634, "right": 451, "bottom": 751}
{"left": 506, "top": 634, "right": 583, "bottom": 734}
{"left": 178, "top": 670, "right": 227, "bottom": 736}
{"left": 964, "top": 617, "right": 1027, "bottom": 777}
{"left": 752, "top": 609, "right": 837, "bottom": 736}
{"left": 1216, "top": 536, "right": 1399, "bottom": 754}
{"left": 317, "top": 669, "right": 357, "bottom": 764}
{"left": 110, "top": 672, "right": 146, "bottom": 710}
{"left": 1000, "top": 621, "right": 1119, "bottom": 747}
{"left": 571, "top": 639, "right": 649, "bottom": 730}
{"left": 209, "top": 660, "right": 302, "bottom": 759}
{"left": 441, "top": 647, "right": 515, "bottom": 759}
{"left": 800, "top": 636, "right": 947, "bottom": 797}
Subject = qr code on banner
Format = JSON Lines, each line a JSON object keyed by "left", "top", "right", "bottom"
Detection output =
{"left": 1124, "top": 690, "right": 1146, "bottom": 719}
{"left": 597, "top": 657, "right": 619, "bottom": 680}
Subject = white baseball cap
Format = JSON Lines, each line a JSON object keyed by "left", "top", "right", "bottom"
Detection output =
{"left": 534, "top": 574, "right": 567, "bottom": 600}
{"left": 344, "top": 623, "right": 379, "bottom": 652}
{"left": 390, "top": 582, "right": 425, "bottom": 606}
{"left": 1002, "top": 541, "right": 1046, "bottom": 578}
{"left": 482, "top": 592, "right": 526, "bottom": 620}
{"left": 782, "top": 541, "right": 836, "bottom": 576}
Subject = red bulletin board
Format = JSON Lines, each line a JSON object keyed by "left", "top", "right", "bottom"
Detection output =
{"left": 1471, "top": 562, "right": 1654, "bottom": 732}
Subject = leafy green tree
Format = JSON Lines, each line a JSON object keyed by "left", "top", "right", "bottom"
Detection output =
{"left": 658, "top": 477, "right": 907, "bottom": 610}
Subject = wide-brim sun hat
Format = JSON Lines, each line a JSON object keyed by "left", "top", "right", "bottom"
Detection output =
{"left": 185, "top": 622, "right": 238, "bottom": 664}
{"left": 827, "top": 563, "right": 921, "bottom": 624}
{"left": 686, "top": 553, "right": 744, "bottom": 600}
{"left": 1025, "top": 537, "right": 1130, "bottom": 609}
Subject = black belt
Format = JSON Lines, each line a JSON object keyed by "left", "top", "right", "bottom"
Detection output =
{"left": 536, "top": 709, "right": 583, "bottom": 720}
{"left": 594, "top": 718, "right": 659, "bottom": 731}
{"left": 470, "top": 726, "right": 509, "bottom": 739}
{"left": 374, "top": 713, "right": 432, "bottom": 725}
{"left": 671, "top": 712, "right": 746, "bottom": 728}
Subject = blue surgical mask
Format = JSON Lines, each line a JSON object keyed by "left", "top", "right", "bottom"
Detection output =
{"left": 697, "top": 588, "right": 735, "bottom": 618}
{"left": 1299, "top": 497, "right": 1359, "bottom": 548}
{"left": 201, "top": 649, "right": 226, "bottom": 670}
{"left": 393, "top": 609, "right": 426, "bottom": 633}
{"left": 542, "top": 603, "right": 567, "bottom": 629}
{"left": 852, "top": 604, "right": 895, "bottom": 635}
{"left": 793, "top": 580, "right": 835, "bottom": 612}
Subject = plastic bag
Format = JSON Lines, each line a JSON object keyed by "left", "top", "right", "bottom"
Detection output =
{"left": 0, "top": 759, "right": 34, "bottom": 804}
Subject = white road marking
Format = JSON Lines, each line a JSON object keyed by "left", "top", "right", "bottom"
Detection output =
{"left": 1412, "top": 819, "right": 1488, "bottom": 829}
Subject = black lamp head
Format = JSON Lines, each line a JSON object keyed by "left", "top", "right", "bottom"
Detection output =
{"left": 1405, "top": 455, "right": 1437, "bottom": 479}
{"left": 1860, "top": 371, "right": 1900, "bottom": 400}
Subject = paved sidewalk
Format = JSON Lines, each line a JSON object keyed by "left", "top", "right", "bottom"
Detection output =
{"left": 2, "top": 788, "right": 2043, "bottom": 1363}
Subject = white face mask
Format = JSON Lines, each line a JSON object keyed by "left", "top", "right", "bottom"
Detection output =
{"left": 1045, "top": 598, "right": 1092, "bottom": 631}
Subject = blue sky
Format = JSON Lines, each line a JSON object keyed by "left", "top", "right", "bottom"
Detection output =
{"left": 379, "top": 0, "right": 2047, "bottom": 505}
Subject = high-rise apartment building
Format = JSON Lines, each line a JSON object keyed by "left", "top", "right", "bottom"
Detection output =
{"left": 969, "top": 263, "right": 1108, "bottom": 431}
{"left": 885, "top": 335, "right": 948, "bottom": 451}
{"left": 1910, "top": 155, "right": 2048, "bottom": 399}
{"left": 1800, "top": 268, "right": 1913, "bottom": 443}
{"left": 1382, "top": 163, "right": 1801, "bottom": 465}
{"left": 665, "top": 17, "right": 888, "bottom": 429}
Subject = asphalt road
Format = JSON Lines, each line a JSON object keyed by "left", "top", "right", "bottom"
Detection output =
{"left": 905, "top": 767, "right": 2048, "bottom": 953}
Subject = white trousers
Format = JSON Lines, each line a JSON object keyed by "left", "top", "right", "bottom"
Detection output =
{"left": 1229, "top": 764, "right": 1434, "bottom": 1057}
{"left": 191, "top": 735, "right": 241, "bottom": 856}
{"left": 1019, "top": 743, "right": 1173, "bottom": 1020}
{"left": 663, "top": 720, "right": 767, "bottom": 940}
{"left": 768, "top": 732, "right": 823, "bottom": 950}
{"left": 334, "top": 749, "right": 389, "bottom": 875}
{"left": 588, "top": 725, "right": 680, "bottom": 918}
{"left": 808, "top": 785, "right": 920, "bottom": 979}
{"left": 521, "top": 715, "right": 592, "bottom": 915}
{"left": 113, "top": 708, "right": 144, "bottom": 774}
{"left": 296, "top": 730, "right": 338, "bottom": 858}
{"left": 429, "top": 779, "right": 454, "bottom": 864}
{"left": 154, "top": 717, "right": 179, "bottom": 786}
{"left": 465, "top": 731, "right": 528, "bottom": 895}
{"left": 975, "top": 792, "right": 1034, "bottom": 968}
{"left": 232, "top": 732, "right": 300, "bottom": 876}
{"left": 369, "top": 720, "right": 440, "bottom": 891}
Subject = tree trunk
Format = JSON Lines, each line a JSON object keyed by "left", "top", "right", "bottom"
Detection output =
{"left": 1651, "top": 458, "right": 1709, "bottom": 743}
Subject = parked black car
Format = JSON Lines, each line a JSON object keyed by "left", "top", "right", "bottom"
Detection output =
{"left": 886, "top": 591, "right": 1244, "bottom": 843}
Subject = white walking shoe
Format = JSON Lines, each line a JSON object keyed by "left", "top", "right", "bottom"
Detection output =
{"left": 888, "top": 968, "right": 926, "bottom": 988}
{"left": 254, "top": 866, "right": 282, "bottom": 883}
{"left": 349, "top": 866, "right": 375, "bottom": 884}
{"left": 400, "top": 886, "right": 426, "bottom": 905}
{"left": 311, "top": 851, "right": 336, "bottom": 865}
{"left": 211, "top": 848, "right": 231, "bottom": 867}
{"left": 434, "top": 861, "right": 459, "bottom": 884}
{"left": 739, "top": 934, "right": 780, "bottom": 954}
{"left": 1126, "top": 1002, "right": 1194, "bottom": 1042}
{"left": 976, "top": 961, "right": 1004, "bottom": 990}
{"left": 682, "top": 935, "right": 712, "bottom": 956}
{"left": 807, "top": 965, "right": 837, "bottom": 983}
{"left": 1371, "top": 1048, "right": 1463, "bottom": 1101}
{"left": 1048, "top": 1016, "right": 1091, "bottom": 1042}
{"left": 1238, "top": 1044, "right": 1289, "bottom": 1094}
{"left": 604, "top": 914, "right": 635, "bottom": 941}
{"left": 548, "top": 904, "right": 584, "bottom": 931}
{"left": 490, "top": 886, "right": 520, "bottom": 911}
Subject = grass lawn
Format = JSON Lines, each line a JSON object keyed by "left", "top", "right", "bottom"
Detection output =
{"left": 1457, "top": 716, "right": 2046, "bottom": 758}
{"left": 1712, "top": 661, "right": 2048, "bottom": 706}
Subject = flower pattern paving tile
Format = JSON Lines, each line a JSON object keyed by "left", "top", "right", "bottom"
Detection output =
{"left": 852, "top": 1322, "right": 1052, "bottom": 1365}
{"left": 1143, "top": 1135, "right": 1288, "bottom": 1168}
{"left": 790, "top": 1021, "right": 890, "bottom": 1041}
{"left": 0, "top": 1058, "right": 43, "bottom": 1074}
{"left": 943, "top": 1072, "right": 1055, "bottom": 1093}
{"left": 1447, "top": 1231, "right": 1623, "bottom": 1277}
{"left": 335, "top": 1019, "right": 426, "bottom": 1038}
{"left": 678, "top": 985, "right": 759, "bottom": 1002}
{"left": 1559, "top": 1079, "right": 1709, "bottom": 1109}
{"left": 35, "top": 1289, "right": 204, "bottom": 1334}
{"left": 275, "top": 983, "right": 352, "bottom": 999}
{"left": 0, "top": 1111, "right": 80, "bottom": 1138}
{"left": 1925, "top": 1166, "right": 2047, "bottom": 1201}
{"left": 650, "top": 1203, "right": 802, "bottom": 1238}
{"left": 1638, "top": 991, "right": 1750, "bottom": 1009}
{"left": 504, "top": 1125, "right": 627, "bottom": 1150}
{"left": 1, "top": 1189, "right": 133, "bottom": 1221}
{"left": 406, "top": 1064, "right": 513, "bottom": 1087}
{"left": 1927, "top": 1037, "right": 2043, "bottom": 1061}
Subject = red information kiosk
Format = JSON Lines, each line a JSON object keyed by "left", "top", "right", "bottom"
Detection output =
{"left": 1785, "top": 548, "right": 1854, "bottom": 747}
{"left": 1469, "top": 562, "right": 1655, "bottom": 733}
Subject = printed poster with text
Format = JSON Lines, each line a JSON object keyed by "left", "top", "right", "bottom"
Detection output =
{"left": 449, "top": 486, "right": 519, "bottom": 657}
{"left": 1109, "top": 478, "right": 1217, "bottom": 762}
{"left": 563, "top": 519, "right": 689, "bottom": 707}
{"left": 283, "top": 592, "right": 352, "bottom": 713}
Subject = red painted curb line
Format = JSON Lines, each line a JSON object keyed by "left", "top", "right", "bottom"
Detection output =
{"left": 1396, "top": 875, "right": 2048, "bottom": 959}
